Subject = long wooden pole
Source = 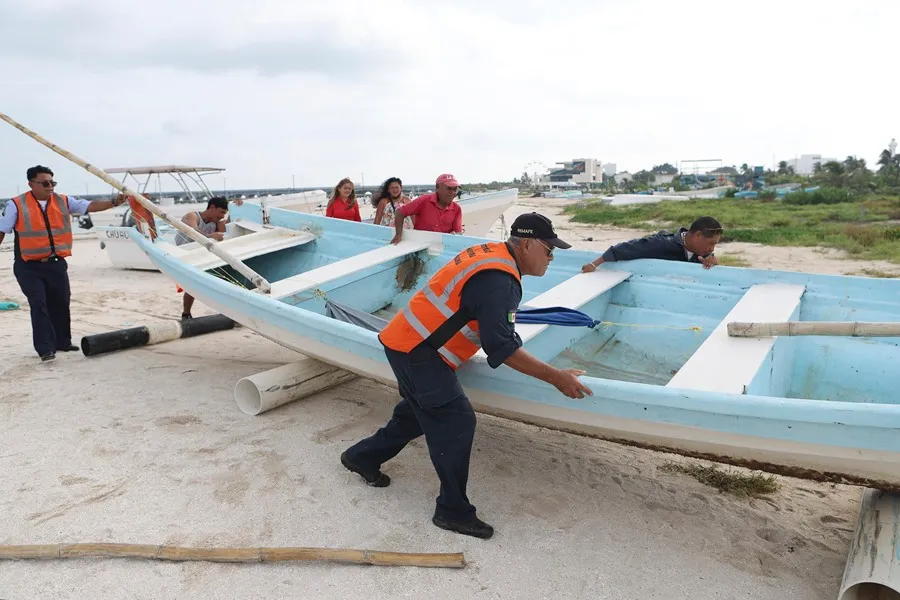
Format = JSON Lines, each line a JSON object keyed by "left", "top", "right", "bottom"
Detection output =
{"left": 0, "top": 112, "right": 272, "bottom": 294}
{"left": 0, "top": 543, "right": 466, "bottom": 569}
{"left": 727, "top": 321, "right": 900, "bottom": 338}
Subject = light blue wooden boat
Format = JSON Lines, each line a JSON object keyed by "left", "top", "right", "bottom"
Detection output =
{"left": 130, "top": 200, "right": 900, "bottom": 490}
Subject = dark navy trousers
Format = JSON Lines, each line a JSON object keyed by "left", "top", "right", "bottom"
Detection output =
{"left": 13, "top": 258, "right": 72, "bottom": 356}
{"left": 345, "top": 344, "right": 478, "bottom": 522}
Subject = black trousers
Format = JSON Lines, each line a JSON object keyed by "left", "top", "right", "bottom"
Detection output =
{"left": 345, "top": 344, "right": 478, "bottom": 522}
{"left": 13, "top": 258, "right": 72, "bottom": 356}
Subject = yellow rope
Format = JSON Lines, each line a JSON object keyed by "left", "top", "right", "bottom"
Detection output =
{"left": 597, "top": 321, "right": 703, "bottom": 333}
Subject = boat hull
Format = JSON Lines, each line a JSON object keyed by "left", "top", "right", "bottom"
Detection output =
{"left": 128, "top": 207, "right": 900, "bottom": 490}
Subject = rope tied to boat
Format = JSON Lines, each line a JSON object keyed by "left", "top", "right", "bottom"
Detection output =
{"left": 596, "top": 321, "right": 703, "bottom": 333}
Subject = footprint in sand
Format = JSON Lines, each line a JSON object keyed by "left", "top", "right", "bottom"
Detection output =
{"left": 819, "top": 514, "right": 847, "bottom": 525}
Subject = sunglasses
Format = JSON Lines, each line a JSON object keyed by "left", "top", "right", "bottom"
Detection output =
{"left": 31, "top": 180, "right": 57, "bottom": 188}
{"left": 536, "top": 239, "right": 554, "bottom": 257}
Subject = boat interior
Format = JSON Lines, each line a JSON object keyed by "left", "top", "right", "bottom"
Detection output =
{"left": 164, "top": 203, "right": 900, "bottom": 405}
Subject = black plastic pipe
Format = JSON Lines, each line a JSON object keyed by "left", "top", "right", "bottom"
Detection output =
{"left": 81, "top": 314, "right": 236, "bottom": 357}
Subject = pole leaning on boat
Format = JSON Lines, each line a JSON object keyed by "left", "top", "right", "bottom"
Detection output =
{"left": 0, "top": 112, "right": 272, "bottom": 294}
{"left": 727, "top": 321, "right": 900, "bottom": 338}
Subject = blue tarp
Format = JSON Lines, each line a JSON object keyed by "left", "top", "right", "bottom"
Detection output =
{"left": 324, "top": 300, "right": 599, "bottom": 333}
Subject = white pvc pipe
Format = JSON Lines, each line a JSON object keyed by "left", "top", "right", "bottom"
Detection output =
{"left": 838, "top": 488, "right": 900, "bottom": 600}
{"left": 234, "top": 359, "right": 357, "bottom": 416}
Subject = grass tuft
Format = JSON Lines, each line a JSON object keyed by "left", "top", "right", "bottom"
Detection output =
{"left": 659, "top": 461, "right": 779, "bottom": 498}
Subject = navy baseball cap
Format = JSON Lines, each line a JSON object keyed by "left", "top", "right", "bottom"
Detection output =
{"left": 509, "top": 212, "right": 571, "bottom": 249}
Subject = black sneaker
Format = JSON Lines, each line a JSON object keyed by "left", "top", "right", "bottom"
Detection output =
{"left": 432, "top": 515, "right": 494, "bottom": 539}
{"left": 57, "top": 344, "right": 79, "bottom": 352}
{"left": 40, "top": 352, "right": 56, "bottom": 362}
{"left": 340, "top": 451, "right": 390, "bottom": 487}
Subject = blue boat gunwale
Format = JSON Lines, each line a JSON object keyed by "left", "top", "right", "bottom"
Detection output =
{"left": 128, "top": 207, "right": 900, "bottom": 456}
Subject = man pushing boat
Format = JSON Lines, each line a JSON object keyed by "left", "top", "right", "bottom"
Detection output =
{"left": 341, "top": 212, "right": 592, "bottom": 540}
{"left": 581, "top": 216, "right": 723, "bottom": 272}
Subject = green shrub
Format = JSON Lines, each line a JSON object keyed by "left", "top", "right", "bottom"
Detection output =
{"left": 783, "top": 187, "right": 854, "bottom": 205}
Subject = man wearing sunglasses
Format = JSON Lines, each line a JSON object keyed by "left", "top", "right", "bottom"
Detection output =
{"left": 581, "top": 216, "right": 724, "bottom": 272}
{"left": 341, "top": 212, "right": 592, "bottom": 540}
{"left": 0, "top": 165, "right": 125, "bottom": 361}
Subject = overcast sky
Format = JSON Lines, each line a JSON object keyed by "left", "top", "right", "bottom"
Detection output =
{"left": 1, "top": 0, "right": 897, "bottom": 197}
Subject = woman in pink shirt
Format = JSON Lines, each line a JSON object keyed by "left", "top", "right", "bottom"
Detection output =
{"left": 326, "top": 177, "right": 361, "bottom": 222}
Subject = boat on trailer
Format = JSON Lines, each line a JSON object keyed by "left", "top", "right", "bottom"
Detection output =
{"left": 127, "top": 200, "right": 900, "bottom": 491}
{"left": 101, "top": 187, "right": 519, "bottom": 271}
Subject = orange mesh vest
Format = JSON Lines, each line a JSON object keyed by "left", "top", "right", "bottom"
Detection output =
{"left": 378, "top": 241, "right": 521, "bottom": 370}
{"left": 12, "top": 192, "right": 73, "bottom": 261}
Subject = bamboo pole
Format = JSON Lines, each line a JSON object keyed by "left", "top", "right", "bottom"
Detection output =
{"left": 727, "top": 321, "right": 900, "bottom": 338}
{"left": 0, "top": 112, "right": 271, "bottom": 294}
{"left": 0, "top": 543, "right": 466, "bottom": 569}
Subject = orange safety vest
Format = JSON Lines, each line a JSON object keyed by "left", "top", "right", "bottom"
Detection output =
{"left": 378, "top": 241, "right": 521, "bottom": 370}
{"left": 12, "top": 192, "right": 73, "bottom": 261}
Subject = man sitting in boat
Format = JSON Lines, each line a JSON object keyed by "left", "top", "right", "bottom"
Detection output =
{"left": 388, "top": 173, "right": 463, "bottom": 244}
{"left": 341, "top": 212, "right": 592, "bottom": 540}
{"left": 175, "top": 197, "right": 230, "bottom": 320}
{"left": 581, "top": 216, "right": 723, "bottom": 272}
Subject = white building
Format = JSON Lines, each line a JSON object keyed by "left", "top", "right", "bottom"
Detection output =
{"left": 786, "top": 154, "right": 837, "bottom": 176}
{"left": 540, "top": 158, "right": 604, "bottom": 188}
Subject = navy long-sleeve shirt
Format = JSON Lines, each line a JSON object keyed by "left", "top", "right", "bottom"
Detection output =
{"left": 459, "top": 270, "right": 523, "bottom": 368}
{"left": 601, "top": 227, "right": 710, "bottom": 263}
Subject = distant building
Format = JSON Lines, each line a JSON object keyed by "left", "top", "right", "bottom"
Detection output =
{"left": 540, "top": 158, "right": 603, "bottom": 189}
{"left": 652, "top": 173, "right": 677, "bottom": 185}
{"left": 786, "top": 154, "right": 837, "bottom": 176}
{"left": 603, "top": 163, "right": 617, "bottom": 178}
{"left": 614, "top": 171, "right": 632, "bottom": 185}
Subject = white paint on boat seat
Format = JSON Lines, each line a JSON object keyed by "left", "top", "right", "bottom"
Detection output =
{"left": 270, "top": 240, "right": 432, "bottom": 299}
{"left": 666, "top": 282, "right": 806, "bottom": 394}
{"left": 170, "top": 226, "right": 318, "bottom": 272}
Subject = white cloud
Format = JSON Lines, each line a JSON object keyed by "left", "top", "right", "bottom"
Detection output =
{"left": 0, "top": 0, "right": 897, "bottom": 197}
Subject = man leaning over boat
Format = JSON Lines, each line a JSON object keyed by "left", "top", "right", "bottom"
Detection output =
{"left": 581, "top": 216, "right": 723, "bottom": 272}
{"left": 341, "top": 212, "right": 592, "bottom": 540}
{"left": 175, "top": 196, "right": 232, "bottom": 320}
{"left": 0, "top": 165, "right": 126, "bottom": 361}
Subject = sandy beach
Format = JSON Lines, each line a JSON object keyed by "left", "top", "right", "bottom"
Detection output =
{"left": 0, "top": 196, "right": 873, "bottom": 599}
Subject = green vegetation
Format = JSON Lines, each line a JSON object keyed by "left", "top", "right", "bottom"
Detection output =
{"left": 848, "top": 268, "right": 900, "bottom": 278}
{"left": 715, "top": 254, "right": 751, "bottom": 267}
{"left": 565, "top": 192, "right": 900, "bottom": 262}
{"left": 659, "top": 461, "right": 779, "bottom": 498}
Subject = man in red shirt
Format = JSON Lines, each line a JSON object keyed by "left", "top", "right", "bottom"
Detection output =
{"left": 389, "top": 173, "right": 462, "bottom": 244}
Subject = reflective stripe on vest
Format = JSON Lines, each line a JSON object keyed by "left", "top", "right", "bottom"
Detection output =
{"left": 12, "top": 192, "right": 73, "bottom": 261}
{"left": 378, "top": 242, "right": 521, "bottom": 370}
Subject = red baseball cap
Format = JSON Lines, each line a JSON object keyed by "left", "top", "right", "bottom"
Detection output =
{"left": 435, "top": 173, "right": 459, "bottom": 187}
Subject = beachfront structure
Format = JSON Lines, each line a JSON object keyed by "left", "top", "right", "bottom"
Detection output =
{"left": 786, "top": 154, "right": 838, "bottom": 176}
{"left": 539, "top": 158, "right": 604, "bottom": 189}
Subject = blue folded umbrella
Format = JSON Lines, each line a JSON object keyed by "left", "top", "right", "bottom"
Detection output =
{"left": 515, "top": 306, "right": 600, "bottom": 328}
{"left": 324, "top": 300, "right": 600, "bottom": 332}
